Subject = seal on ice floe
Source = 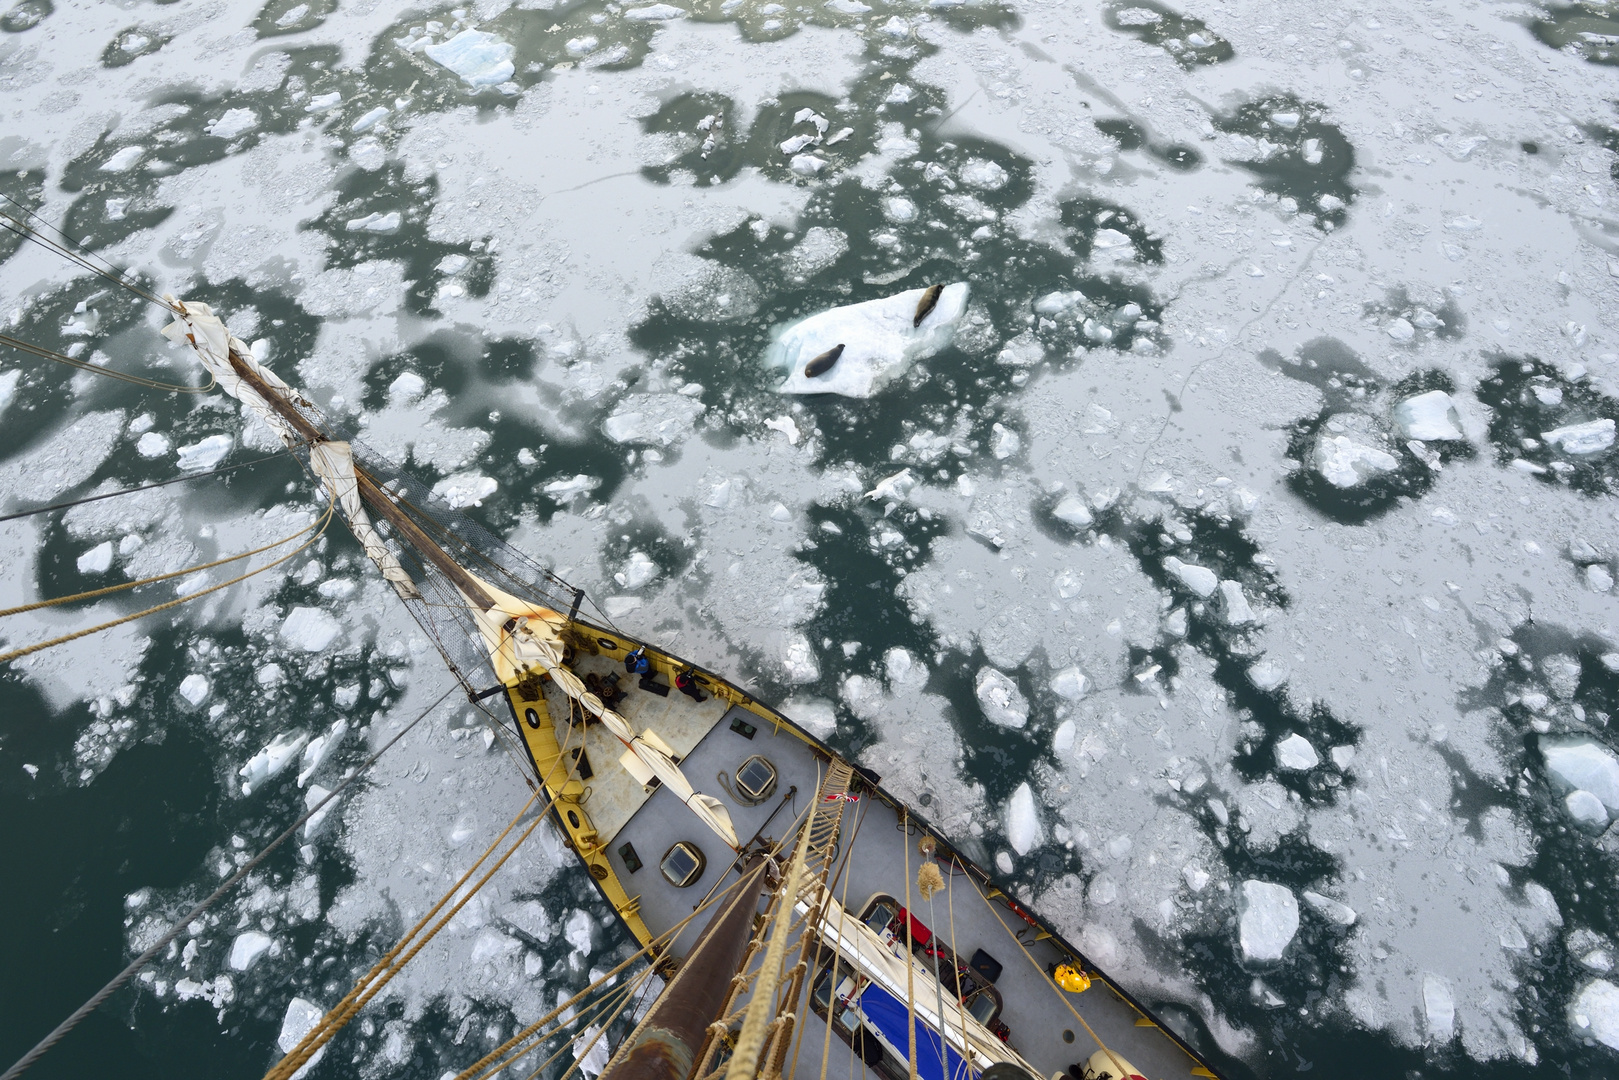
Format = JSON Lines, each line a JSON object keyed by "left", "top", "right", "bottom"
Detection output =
{"left": 913, "top": 284, "right": 943, "bottom": 327}
{"left": 766, "top": 282, "right": 970, "bottom": 398}
{"left": 804, "top": 343, "right": 844, "bottom": 378}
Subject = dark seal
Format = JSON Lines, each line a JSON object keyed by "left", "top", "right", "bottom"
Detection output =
{"left": 913, "top": 284, "right": 943, "bottom": 328}
{"left": 804, "top": 343, "right": 845, "bottom": 378}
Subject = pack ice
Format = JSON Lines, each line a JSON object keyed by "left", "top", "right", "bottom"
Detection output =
{"left": 767, "top": 284, "right": 969, "bottom": 397}
{"left": 1542, "top": 737, "right": 1619, "bottom": 810}
{"left": 1237, "top": 880, "right": 1299, "bottom": 964}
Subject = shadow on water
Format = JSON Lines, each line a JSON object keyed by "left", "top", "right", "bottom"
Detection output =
{"left": 1475, "top": 354, "right": 1619, "bottom": 497}
{"left": 1528, "top": 2, "right": 1619, "bottom": 65}
{"left": 1101, "top": 0, "right": 1234, "bottom": 68}
{"left": 1213, "top": 94, "right": 1357, "bottom": 229}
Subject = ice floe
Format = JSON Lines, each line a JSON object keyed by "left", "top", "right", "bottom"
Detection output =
{"left": 974, "top": 666, "right": 1028, "bottom": 729}
{"left": 1542, "top": 737, "right": 1619, "bottom": 810}
{"left": 278, "top": 997, "right": 327, "bottom": 1074}
{"left": 1541, "top": 418, "right": 1615, "bottom": 455}
{"left": 1238, "top": 880, "right": 1299, "bottom": 964}
{"left": 432, "top": 471, "right": 498, "bottom": 509}
{"left": 1005, "top": 782, "right": 1042, "bottom": 855}
{"left": 1572, "top": 979, "right": 1619, "bottom": 1050}
{"left": 240, "top": 732, "right": 309, "bottom": 795}
{"left": 1274, "top": 733, "right": 1319, "bottom": 771}
{"left": 1049, "top": 666, "right": 1090, "bottom": 701}
{"left": 1301, "top": 890, "right": 1357, "bottom": 926}
{"left": 425, "top": 29, "right": 516, "bottom": 87}
{"left": 175, "top": 434, "right": 233, "bottom": 471}
{"left": 228, "top": 931, "right": 273, "bottom": 971}
{"left": 1393, "top": 391, "right": 1465, "bottom": 442}
{"left": 77, "top": 540, "right": 113, "bottom": 574}
{"left": 767, "top": 284, "right": 969, "bottom": 398}
{"left": 178, "top": 673, "right": 210, "bottom": 706}
{"left": 780, "top": 696, "right": 836, "bottom": 740}
{"left": 280, "top": 607, "right": 341, "bottom": 653}
{"left": 1163, "top": 556, "right": 1218, "bottom": 598}
{"left": 1314, "top": 432, "right": 1397, "bottom": 487}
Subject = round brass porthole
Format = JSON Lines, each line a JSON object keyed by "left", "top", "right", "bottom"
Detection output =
{"left": 659, "top": 841, "right": 706, "bottom": 888}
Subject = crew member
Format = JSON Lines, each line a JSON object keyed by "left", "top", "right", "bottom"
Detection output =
{"left": 675, "top": 667, "right": 707, "bottom": 702}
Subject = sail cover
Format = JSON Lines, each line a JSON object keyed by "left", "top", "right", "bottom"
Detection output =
{"left": 856, "top": 983, "right": 977, "bottom": 1080}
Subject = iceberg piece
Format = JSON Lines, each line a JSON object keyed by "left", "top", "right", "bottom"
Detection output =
{"left": 426, "top": 29, "right": 516, "bottom": 86}
{"left": 1571, "top": 979, "right": 1619, "bottom": 1050}
{"left": 345, "top": 211, "right": 400, "bottom": 233}
{"left": 1219, "top": 579, "right": 1254, "bottom": 625}
{"left": 207, "top": 108, "right": 258, "bottom": 140}
{"left": 1247, "top": 658, "right": 1290, "bottom": 691}
{"left": 1275, "top": 733, "right": 1320, "bottom": 771}
{"left": 1542, "top": 418, "right": 1615, "bottom": 455}
{"left": 543, "top": 474, "right": 600, "bottom": 502}
{"left": 303, "top": 784, "right": 334, "bottom": 838}
{"left": 1301, "top": 890, "right": 1356, "bottom": 926}
{"left": 624, "top": 3, "right": 687, "bottom": 19}
{"left": 281, "top": 607, "right": 340, "bottom": 653}
{"left": 1163, "top": 556, "right": 1218, "bottom": 598}
{"left": 960, "top": 159, "right": 1008, "bottom": 189}
{"left": 178, "top": 673, "right": 210, "bottom": 706}
{"left": 1567, "top": 790, "right": 1609, "bottom": 828}
{"left": 101, "top": 146, "right": 144, "bottom": 172}
{"left": 432, "top": 471, "right": 497, "bottom": 508}
{"left": 1542, "top": 737, "right": 1619, "bottom": 810}
{"left": 176, "top": 434, "right": 233, "bottom": 470}
{"left": 278, "top": 997, "right": 327, "bottom": 1075}
{"left": 618, "top": 551, "right": 659, "bottom": 590}
{"left": 240, "top": 732, "right": 309, "bottom": 792}
{"left": 1393, "top": 390, "right": 1465, "bottom": 441}
{"left": 1005, "top": 782, "right": 1042, "bottom": 854}
{"left": 1314, "top": 433, "right": 1397, "bottom": 487}
{"left": 306, "top": 91, "right": 341, "bottom": 112}
{"left": 1051, "top": 495, "right": 1092, "bottom": 527}
{"left": 1423, "top": 974, "right": 1455, "bottom": 1042}
{"left": 77, "top": 540, "right": 113, "bottom": 574}
{"left": 782, "top": 632, "right": 819, "bottom": 684}
{"left": 1050, "top": 666, "right": 1090, "bottom": 701}
{"left": 768, "top": 283, "right": 969, "bottom": 398}
{"left": 1237, "top": 880, "right": 1299, "bottom": 964}
{"left": 351, "top": 106, "right": 389, "bottom": 132}
{"left": 864, "top": 468, "right": 916, "bottom": 502}
{"left": 228, "top": 931, "right": 273, "bottom": 971}
{"left": 297, "top": 719, "right": 347, "bottom": 787}
{"left": 975, "top": 666, "right": 1028, "bottom": 728}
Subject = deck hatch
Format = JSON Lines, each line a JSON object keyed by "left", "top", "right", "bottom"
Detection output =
{"left": 618, "top": 842, "right": 642, "bottom": 874}
{"left": 735, "top": 755, "right": 778, "bottom": 803}
{"left": 659, "top": 841, "right": 706, "bottom": 887}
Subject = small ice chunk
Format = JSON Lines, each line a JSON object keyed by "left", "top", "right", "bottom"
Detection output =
{"left": 884, "top": 647, "right": 922, "bottom": 686}
{"left": 1542, "top": 737, "right": 1619, "bottom": 810}
{"left": 432, "top": 471, "right": 497, "bottom": 509}
{"left": 278, "top": 998, "right": 327, "bottom": 1073}
{"left": 1275, "top": 733, "right": 1320, "bottom": 771}
{"left": 240, "top": 732, "right": 310, "bottom": 791}
{"left": 1237, "top": 880, "right": 1299, "bottom": 963}
{"left": 345, "top": 211, "right": 401, "bottom": 233}
{"left": 603, "top": 596, "right": 641, "bottom": 619}
{"left": 769, "top": 284, "right": 970, "bottom": 398}
{"left": 624, "top": 4, "right": 687, "bottom": 20}
{"left": 297, "top": 719, "right": 347, "bottom": 787}
{"left": 1590, "top": 565, "right": 1615, "bottom": 593}
{"left": 1302, "top": 890, "right": 1356, "bottom": 925}
{"left": 179, "top": 673, "right": 210, "bottom": 706}
{"left": 1330, "top": 744, "right": 1356, "bottom": 770}
{"left": 1314, "top": 433, "right": 1397, "bottom": 487}
{"left": 77, "top": 541, "right": 114, "bottom": 574}
{"left": 602, "top": 393, "right": 706, "bottom": 446}
{"left": 1219, "top": 580, "right": 1254, "bottom": 625}
{"left": 176, "top": 434, "right": 233, "bottom": 470}
{"left": 1183, "top": 864, "right": 1210, "bottom": 892}
{"left": 1033, "top": 290, "right": 1084, "bottom": 315}
{"left": 960, "top": 159, "right": 1008, "bottom": 190}
{"left": 1051, "top": 495, "right": 1093, "bottom": 527}
{"left": 1386, "top": 318, "right": 1415, "bottom": 342}
{"left": 303, "top": 784, "right": 334, "bottom": 838}
{"left": 781, "top": 696, "right": 836, "bottom": 740}
{"left": 1423, "top": 974, "right": 1455, "bottom": 1042}
{"left": 1542, "top": 419, "right": 1615, "bottom": 455}
{"left": 1005, "top": 782, "right": 1042, "bottom": 855}
{"left": 995, "top": 851, "right": 1014, "bottom": 874}
{"left": 349, "top": 137, "right": 385, "bottom": 171}
{"left": 388, "top": 371, "right": 426, "bottom": 401}
{"left": 1052, "top": 719, "right": 1075, "bottom": 754}
{"left": 436, "top": 253, "right": 469, "bottom": 275}
{"left": 280, "top": 607, "right": 341, "bottom": 653}
{"left": 100, "top": 146, "right": 144, "bottom": 172}
{"left": 1393, "top": 391, "right": 1465, "bottom": 441}
{"left": 1567, "top": 790, "right": 1609, "bottom": 828}
{"left": 763, "top": 415, "right": 800, "bottom": 444}
{"left": 825, "top": 0, "right": 872, "bottom": 12}
{"left": 1163, "top": 556, "right": 1218, "bottom": 598}
{"left": 780, "top": 134, "right": 817, "bottom": 156}
{"left": 543, "top": 474, "right": 600, "bottom": 502}
{"left": 975, "top": 666, "right": 1028, "bottom": 728}
{"left": 990, "top": 423, "right": 1021, "bottom": 459}
{"left": 1571, "top": 979, "right": 1619, "bottom": 1049}
{"left": 207, "top": 109, "right": 258, "bottom": 140}
{"left": 351, "top": 106, "right": 390, "bottom": 132}
{"left": 1050, "top": 666, "right": 1090, "bottom": 701}
{"left": 1248, "top": 658, "right": 1290, "bottom": 691}
{"left": 1271, "top": 111, "right": 1300, "bottom": 129}
{"left": 305, "top": 91, "right": 342, "bottom": 112}
{"left": 864, "top": 468, "right": 916, "bottom": 502}
{"left": 618, "top": 551, "right": 659, "bottom": 590}
{"left": 565, "top": 36, "right": 598, "bottom": 56}
{"left": 884, "top": 197, "right": 916, "bottom": 222}
{"left": 136, "top": 431, "right": 170, "bottom": 457}
{"left": 228, "top": 931, "right": 274, "bottom": 971}
{"left": 790, "top": 154, "right": 827, "bottom": 176}
{"left": 782, "top": 632, "right": 820, "bottom": 684}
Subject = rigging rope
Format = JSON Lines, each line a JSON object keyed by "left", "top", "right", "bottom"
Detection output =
{"left": 0, "top": 443, "right": 305, "bottom": 525}
{"left": 0, "top": 499, "right": 334, "bottom": 666}
{"left": 0, "top": 684, "right": 458, "bottom": 1080}
{"left": 0, "top": 200, "right": 170, "bottom": 310}
{"left": 0, "top": 331, "right": 214, "bottom": 394}
{"left": 0, "top": 504, "right": 326, "bottom": 617}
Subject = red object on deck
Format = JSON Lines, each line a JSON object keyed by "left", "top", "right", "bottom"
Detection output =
{"left": 894, "top": 906, "right": 933, "bottom": 948}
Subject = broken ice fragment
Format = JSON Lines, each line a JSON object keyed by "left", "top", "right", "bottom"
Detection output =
{"left": 176, "top": 434, "right": 233, "bottom": 470}
{"left": 780, "top": 696, "right": 836, "bottom": 739}
{"left": 425, "top": 29, "right": 515, "bottom": 86}
{"left": 240, "top": 732, "right": 310, "bottom": 792}
{"left": 864, "top": 468, "right": 916, "bottom": 502}
{"left": 1386, "top": 317, "right": 1415, "bottom": 342}
{"left": 346, "top": 211, "right": 401, "bottom": 233}
{"left": 432, "top": 471, "right": 497, "bottom": 508}
{"left": 351, "top": 106, "right": 389, "bottom": 132}
{"left": 280, "top": 607, "right": 340, "bottom": 653}
{"left": 1051, "top": 495, "right": 1093, "bottom": 527}
{"left": 782, "top": 632, "right": 819, "bottom": 683}
{"left": 1393, "top": 390, "right": 1465, "bottom": 441}
{"left": 1219, "top": 580, "right": 1254, "bottom": 625}
{"left": 278, "top": 998, "right": 327, "bottom": 1073}
{"left": 1274, "top": 733, "right": 1319, "bottom": 771}
{"left": 1541, "top": 418, "right": 1615, "bottom": 455}
{"left": 1423, "top": 974, "right": 1455, "bottom": 1042}
{"left": 1314, "top": 432, "right": 1397, "bottom": 487}
{"left": 1571, "top": 979, "right": 1619, "bottom": 1050}
{"left": 77, "top": 540, "right": 113, "bottom": 574}
{"left": 206, "top": 108, "right": 258, "bottom": 140}
{"left": 543, "top": 474, "right": 600, "bottom": 502}
{"left": 974, "top": 666, "right": 1028, "bottom": 728}
{"left": 1237, "top": 880, "right": 1299, "bottom": 964}
{"left": 624, "top": 4, "right": 687, "bottom": 20}
{"left": 995, "top": 851, "right": 1013, "bottom": 874}
{"left": 1005, "top": 782, "right": 1042, "bottom": 854}
{"left": 100, "top": 146, "right": 144, "bottom": 172}
{"left": 1567, "top": 790, "right": 1610, "bottom": 828}
{"left": 1049, "top": 666, "right": 1090, "bottom": 701}
{"left": 179, "top": 673, "right": 210, "bottom": 706}
{"left": 228, "top": 931, "right": 273, "bottom": 971}
{"left": 768, "top": 284, "right": 969, "bottom": 398}
{"left": 1163, "top": 556, "right": 1218, "bottom": 597}
{"left": 1247, "top": 657, "right": 1290, "bottom": 691}
{"left": 1542, "top": 737, "right": 1619, "bottom": 811}
{"left": 960, "top": 159, "right": 1008, "bottom": 190}
{"left": 618, "top": 551, "right": 659, "bottom": 590}
{"left": 1301, "top": 890, "right": 1356, "bottom": 925}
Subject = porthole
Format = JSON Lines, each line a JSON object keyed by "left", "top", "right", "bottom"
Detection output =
{"left": 659, "top": 841, "right": 706, "bottom": 888}
{"left": 524, "top": 708, "right": 541, "bottom": 729}
{"left": 598, "top": 637, "right": 618, "bottom": 651}
{"left": 735, "top": 755, "right": 778, "bottom": 803}
{"left": 567, "top": 810, "right": 580, "bottom": 829}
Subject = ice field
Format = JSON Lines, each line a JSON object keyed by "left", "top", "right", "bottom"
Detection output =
{"left": 1, "top": 0, "right": 1619, "bottom": 1077}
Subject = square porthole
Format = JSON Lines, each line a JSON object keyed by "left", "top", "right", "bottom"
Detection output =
{"left": 659, "top": 841, "right": 706, "bottom": 887}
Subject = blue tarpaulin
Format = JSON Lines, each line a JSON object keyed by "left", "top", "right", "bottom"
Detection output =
{"left": 856, "top": 982, "right": 978, "bottom": 1080}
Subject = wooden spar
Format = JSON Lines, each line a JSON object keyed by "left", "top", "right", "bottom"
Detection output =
{"left": 219, "top": 345, "right": 497, "bottom": 610}
{"left": 598, "top": 854, "right": 773, "bottom": 1080}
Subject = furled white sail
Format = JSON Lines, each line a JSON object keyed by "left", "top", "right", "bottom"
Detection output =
{"left": 307, "top": 442, "right": 420, "bottom": 600}
{"left": 161, "top": 297, "right": 306, "bottom": 448}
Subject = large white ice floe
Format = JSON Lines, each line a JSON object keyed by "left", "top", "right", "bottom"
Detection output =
{"left": 424, "top": 30, "right": 516, "bottom": 87}
{"left": 1006, "top": 782, "right": 1042, "bottom": 854}
{"left": 228, "top": 931, "right": 274, "bottom": 971}
{"left": 1162, "top": 556, "right": 1218, "bottom": 598}
{"left": 780, "top": 696, "right": 836, "bottom": 740}
{"left": 1314, "top": 431, "right": 1398, "bottom": 487}
{"left": 240, "top": 732, "right": 309, "bottom": 794}
{"left": 1237, "top": 880, "right": 1299, "bottom": 964}
{"left": 280, "top": 607, "right": 341, "bottom": 653}
{"left": 178, "top": 673, "right": 210, "bottom": 706}
{"left": 278, "top": 997, "right": 327, "bottom": 1075}
{"left": 767, "top": 283, "right": 969, "bottom": 398}
{"left": 176, "top": 434, "right": 233, "bottom": 470}
{"left": 1274, "top": 733, "right": 1320, "bottom": 771}
{"left": 1541, "top": 418, "right": 1616, "bottom": 455}
{"left": 1571, "top": 978, "right": 1619, "bottom": 1050}
{"left": 1542, "top": 737, "right": 1619, "bottom": 810}
{"left": 974, "top": 666, "right": 1028, "bottom": 728}
{"left": 1393, "top": 390, "right": 1465, "bottom": 441}
{"left": 1422, "top": 974, "right": 1455, "bottom": 1042}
